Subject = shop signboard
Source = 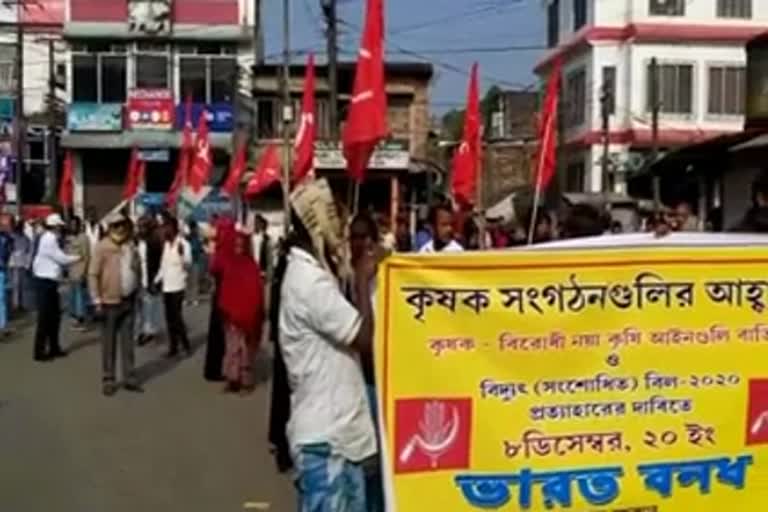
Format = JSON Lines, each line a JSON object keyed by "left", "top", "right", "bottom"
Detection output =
{"left": 127, "top": 89, "right": 174, "bottom": 130}
{"left": 176, "top": 103, "right": 234, "bottom": 132}
{"left": 314, "top": 140, "right": 410, "bottom": 170}
{"left": 67, "top": 103, "right": 123, "bottom": 132}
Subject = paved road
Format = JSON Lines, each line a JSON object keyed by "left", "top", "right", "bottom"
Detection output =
{"left": 0, "top": 304, "right": 295, "bottom": 512}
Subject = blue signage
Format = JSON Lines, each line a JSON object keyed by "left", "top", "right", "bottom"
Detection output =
{"left": 0, "top": 96, "right": 14, "bottom": 120}
{"left": 176, "top": 103, "right": 234, "bottom": 133}
{"left": 68, "top": 103, "right": 123, "bottom": 132}
{"left": 137, "top": 188, "right": 234, "bottom": 222}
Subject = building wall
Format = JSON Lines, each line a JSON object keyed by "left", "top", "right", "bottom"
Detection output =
{"left": 543, "top": 0, "right": 763, "bottom": 193}
{"left": 69, "top": 0, "right": 240, "bottom": 24}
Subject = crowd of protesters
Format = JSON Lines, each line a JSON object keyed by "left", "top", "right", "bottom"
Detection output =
{"left": 6, "top": 167, "right": 768, "bottom": 510}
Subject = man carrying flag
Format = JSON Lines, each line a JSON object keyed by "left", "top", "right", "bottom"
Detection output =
{"left": 342, "top": 0, "right": 388, "bottom": 182}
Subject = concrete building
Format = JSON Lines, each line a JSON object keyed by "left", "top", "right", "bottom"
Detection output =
{"left": 248, "top": 61, "right": 434, "bottom": 225}
{"left": 0, "top": 0, "right": 66, "bottom": 205}
{"left": 61, "top": 0, "right": 255, "bottom": 216}
{"left": 537, "top": 0, "right": 766, "bottom": 194}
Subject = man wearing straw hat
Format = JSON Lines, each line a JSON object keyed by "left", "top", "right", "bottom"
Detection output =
{"left": 277, "top": 178, "right": 377, "bottom": 511}
{"left": 89, "top": 211, "right": 142, "bottom": 396}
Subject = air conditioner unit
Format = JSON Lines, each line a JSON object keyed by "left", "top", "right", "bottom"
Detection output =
{"left": 650, "top": 0, "right": 682, "bottom": 15}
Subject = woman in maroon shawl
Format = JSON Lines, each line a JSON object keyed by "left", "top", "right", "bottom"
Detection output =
{"left": 210, "top": 224, "right": 265, "bottom": 393}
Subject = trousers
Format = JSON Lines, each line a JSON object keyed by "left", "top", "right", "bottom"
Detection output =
{"left": 33, "top": 278, "right": 62, "bottom": 358}
{"left": 163, "top": 291, "right": 190, "bottom": 353}
{"left": 102, "top": 298, "right": 138, "bottom": 385}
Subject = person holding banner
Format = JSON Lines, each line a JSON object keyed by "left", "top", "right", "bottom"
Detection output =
{"left": 348, "top": 212, "right": 386, "bottom": 512}
{"left": 279, "top": 180, "right": 377, "bottom": 512}
{"left": 419, "top": 203, "right": 463, "bottom": 253}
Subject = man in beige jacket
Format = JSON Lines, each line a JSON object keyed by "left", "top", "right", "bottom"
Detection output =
{"left": 88, "top": 212, "right": 142, "bottom": 396}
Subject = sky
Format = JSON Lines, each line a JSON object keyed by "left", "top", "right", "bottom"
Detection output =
{"left": 261, "top": 0, "right": 546, "bottom": 113}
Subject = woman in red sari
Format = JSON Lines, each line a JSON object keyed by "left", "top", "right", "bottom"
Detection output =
{"left": 210, "top": 224, "right": 265, "bottom": 393}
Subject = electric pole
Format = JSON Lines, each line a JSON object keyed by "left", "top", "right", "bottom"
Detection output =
{"left": 281, "top": 0, "right": 293, "bottom": 226}
{"left": 600, "top": 79, "right": 612, "bottom": 197}
{"left": 254, "top": 0, "right": 264, "bottom": 65}
{"left": 321, "top": 0, "right": 338, "bottom": 140}
{"left": 14, "top": 0, "right": 24, "bottom": 213}
{"left": 649, "top": 57, "right": 661, "bottom": 208}
{"left": 47, "top": 39, "right": 57, "bottom": 202}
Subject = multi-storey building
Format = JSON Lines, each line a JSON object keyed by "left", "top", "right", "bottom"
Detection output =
{"left": 537, "top": 0, "right": 767, "bottom": 194}
{"left": 62, "top": 0, "right": 254, "bottom": 216}
{"left": 0, "top": 0, "right": 66, "bottom": 206}
{"left": 249, "top": 61, "right": 433, "bottom": 228}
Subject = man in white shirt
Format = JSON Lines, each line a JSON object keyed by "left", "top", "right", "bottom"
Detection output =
{"left": 32, "top": 213, "right": 80, "bottom": 362}
{"left": 154, "top": 215, "right": 192, "bottom": 358}
{"left": 419, "top": 203, "right": 464, "bottom": 253}
{"left": 279, "top": 184, "right": 376, "bottom": 511}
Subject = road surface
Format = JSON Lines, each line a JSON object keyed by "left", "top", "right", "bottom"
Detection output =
{"left": 0, "top": 305, "right": 295, "bottom": 512}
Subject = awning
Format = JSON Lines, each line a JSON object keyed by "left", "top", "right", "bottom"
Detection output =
{"left": 61, "top": 131, "right": 234, "bottom": 151}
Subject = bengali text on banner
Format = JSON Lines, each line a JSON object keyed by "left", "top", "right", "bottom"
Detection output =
{"left": 375, "top": 246, "right": 768, "bottom": 511}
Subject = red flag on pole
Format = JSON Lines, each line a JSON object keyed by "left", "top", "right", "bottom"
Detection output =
{"left": 293, "top": 53, "right": 316, "bottom": 186}
{"left": 58, "top": 150, "right": 74, "bottom": 207}
{"left": 122, "top": 147, "right": 142, "bottom": 199}
{"left": 533, "top": 59, "right": 562, "bottom": 194}
{"left": 245, "top": 144, "right": 282, "bottom": 198}
{"left": 168, "top": 96, "right": 193, "bottom": 207}
{"left": 342, "top": 0, "right": 388, "bottom": 182}
{"left": 188, "top": 108, "right": 212, "bottom": 193}
{"left": 451, "top": 62, "right": 481, "bottom": 207}
{"left": 222, "top": 136, "right": 248, "bottom": 196}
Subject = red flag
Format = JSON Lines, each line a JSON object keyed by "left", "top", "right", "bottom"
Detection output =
{"left": 245, "top": 144, "right": 282, "bottom": 198}
{"left": 293, "top": 53, "right": 316, "bottom": 186}
{"left": 58, "top": 150, "right": 74, "bottom": 207}
{"left": 342, "top": 0, "right": 388, "bottom": 182}
{"left": 533, "top": 59, "right": 562, "bottom": 193}
{"left": 188, "top": 108, "right": 212, "bottom": 193}
{"left": 451, "top": 63, "right": 481, "bottom": 207}
{"left": 222, "top": 136, "right": 247, "bottom": 196}
{"left": 168, "top": 96, "right": 193, "bottom": 207}
{"left": 122, "top": 147, "right": 142, "bottom": 199}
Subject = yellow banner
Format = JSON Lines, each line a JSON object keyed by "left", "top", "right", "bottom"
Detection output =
{"left": 375, "top": 247, "right": 768, "bottom": 512}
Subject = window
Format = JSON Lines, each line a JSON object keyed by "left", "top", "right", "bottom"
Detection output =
{"left": 179, "top": 53, "right": 237, "bottom": 103}
{"left": 0, "top": 61, "right": 14, "bottom": 91}
{"left": 649, "top": 0, "right": 685, "bottom": 16}
{"left": 388, "top": 95, "right": 411, "bottom": 136}
{"left": 135, "top": 43, "right": 169, "bottom": 89}
{"left": 180, "top": 57, "right": 206, "bottom": 102}
{"left": 136, "top": 55, "right": 168, "bottom": 89}
{"left": 564, "top": 68, "right": 586, "bottom": 128}
{"left": 72, "top": 44, "right": 127, "bottom": 103}
{"left": 72, "top": 55, "right": 97, "bottom": 102}
{"left": 547, "top": 0, "right": 559, "bottom": 48}
{"left": 255, "top": 97, "right": 279, "bottom": 138}
{"left": 211, "top": 59, "right": 237, "bottom": 102}
{"left": 708, "top": 66, "right": 746, "bottom": 115}
{"left": 647, "top": 63, "right": 693, "bottom": 114}
{"left": 573, "top": 0, "right": 587, "bottom": 30}
{"left": 101, "top": 56, "right": 126, "bottom": 102}
{"left": 717, "top": 0, "right": 751, "bottom": 18}
{"left": 602, "top": 66, "right": 616, "bottom": 115}
{"left": 565, "top": 161, "right": 585, "bottom": 192}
